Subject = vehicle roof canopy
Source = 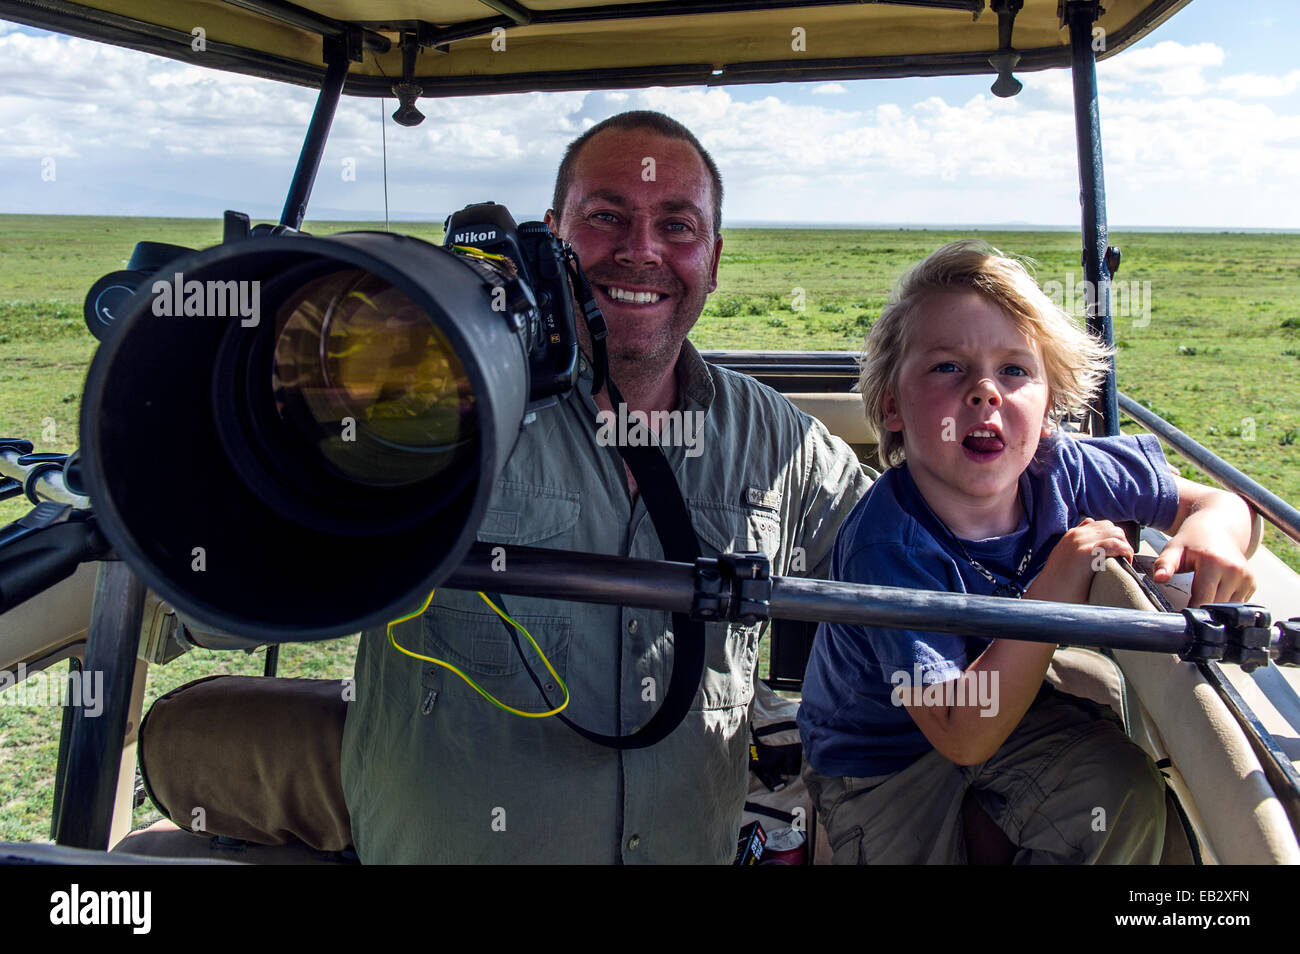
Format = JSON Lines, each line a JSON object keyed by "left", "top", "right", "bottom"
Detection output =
{"left": 2, "top": 0, "right": 1189, "bottom": 95}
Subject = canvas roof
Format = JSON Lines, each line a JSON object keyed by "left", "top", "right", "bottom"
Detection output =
{"left": 0, "top": 0, "right": 1191, "bottom": 96}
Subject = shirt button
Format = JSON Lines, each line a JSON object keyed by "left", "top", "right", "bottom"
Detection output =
{"left": 627, "top": 619, "right": 639, "bottom": 635}
{"left": 627, "top": 834, "right": 641, "bottom": 851}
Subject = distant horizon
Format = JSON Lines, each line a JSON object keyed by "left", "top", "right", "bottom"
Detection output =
{"left": 1, "top": 211, "right": 1296, "bottom": 235}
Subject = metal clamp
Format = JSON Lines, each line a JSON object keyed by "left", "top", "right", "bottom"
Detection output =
{"left": 20, "top": 454, "right": 68, "bottom": 506}
{"left": 1182, "top": 603, "right": 1273, "bottom": 672}
{"left": 691, "top": 552, "right": 772, "bottom": 625}
{"left": 1273, "top": 619, "right": 1300, "bottom": 668}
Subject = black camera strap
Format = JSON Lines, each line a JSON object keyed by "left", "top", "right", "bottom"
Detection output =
{"left": 483, "top": 251, "right": 706, "bottom": 750}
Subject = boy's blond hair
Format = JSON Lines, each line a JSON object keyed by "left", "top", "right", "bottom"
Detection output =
{"left": 860, "top": 239, "right": 1113, "bottom": 470}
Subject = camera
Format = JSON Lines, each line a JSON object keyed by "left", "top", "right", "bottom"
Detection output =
{"left": 75, "top": 203, "right": 589, "bottom": 642}
{"left": 443, "top": 202, "right": 578, "bottom": 409}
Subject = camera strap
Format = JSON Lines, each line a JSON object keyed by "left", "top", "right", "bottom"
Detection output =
{"left": 484, "top": 252, "right": 707, "bottom": 750}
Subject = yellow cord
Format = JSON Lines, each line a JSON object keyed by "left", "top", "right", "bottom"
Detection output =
{"left": 387, "top": 589, "right": 569, "bottom": 718}
{"left": 450, "top": 244, "right": 510, "bottom": 263}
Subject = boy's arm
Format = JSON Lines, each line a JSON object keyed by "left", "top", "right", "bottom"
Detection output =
{"left": 905, "top": 518, "right": 1133, "bottom": 766}
{"left": 1152, "top": 476, "right": 1255, "bottom": 606}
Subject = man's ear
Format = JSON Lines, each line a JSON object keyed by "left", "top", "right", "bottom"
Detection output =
{"left": 543, "top": 209, "right": 559, "bottom": 236}
{"left": 708, "top": 235, "right": 723, "bottom": 294}
{"left": 882, "top": 388, "right": 904, "bottom": 433}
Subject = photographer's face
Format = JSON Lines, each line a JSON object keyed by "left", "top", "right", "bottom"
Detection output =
{"left": 546, "top": 127, "right": 722, "bottom": 369}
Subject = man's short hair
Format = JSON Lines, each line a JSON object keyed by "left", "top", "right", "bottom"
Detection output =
{"left": 860, "top": 239, "right": 1114, "bottom": 469}
{"left": 551, "top": 110, "right": 723, "bottom": 234}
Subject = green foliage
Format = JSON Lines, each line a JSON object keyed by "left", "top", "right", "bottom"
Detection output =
{"left": 707, "top": 296, "right": 746, "bottom": 318}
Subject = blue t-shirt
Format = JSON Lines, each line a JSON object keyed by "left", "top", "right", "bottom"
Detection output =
{"left": 797, "top": 433, "right": 1179, "bottom": 778}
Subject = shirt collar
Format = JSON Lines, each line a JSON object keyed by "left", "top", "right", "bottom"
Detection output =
{"left": 574, "top": 338, "right": 716, "bottom": 414}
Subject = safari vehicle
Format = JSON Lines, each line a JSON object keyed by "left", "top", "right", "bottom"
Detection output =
{"left": 1, "top": 0, "right": 1299, "bottom": 868}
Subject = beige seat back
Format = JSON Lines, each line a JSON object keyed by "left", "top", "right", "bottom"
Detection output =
{"left": 1090, "top": 558, "right": 1300, "bottom": 864}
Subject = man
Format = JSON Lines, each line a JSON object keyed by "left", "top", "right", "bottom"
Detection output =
{"left": 341, "top": 110, "right": 872, "bottom": 863}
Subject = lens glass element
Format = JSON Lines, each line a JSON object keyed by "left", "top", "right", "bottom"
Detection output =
{"left": 271, "top": 269, "right": 477, "bottom": 486}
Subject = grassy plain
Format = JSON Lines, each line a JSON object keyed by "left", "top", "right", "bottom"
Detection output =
{"left": 1, "top": 214, "right": 1298, "bottom": 844}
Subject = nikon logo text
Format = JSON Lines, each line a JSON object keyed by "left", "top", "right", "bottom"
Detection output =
{"left": 151, "top": 273, "right": 261, "bottom": 327}
{"left": 50, "top": 884, "right": 151, "bottom": 934}
{"left": 596, "top": 403, "right": 705, "bottom": 458}
{"left": 454, "top": 229, "right": 498, "bottom": 245}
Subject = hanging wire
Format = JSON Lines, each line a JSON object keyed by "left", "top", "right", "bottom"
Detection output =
{"left": 380, "top": 97, "right": 391, "bottom": 232}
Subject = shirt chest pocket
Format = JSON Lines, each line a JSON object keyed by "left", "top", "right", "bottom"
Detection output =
{"left": 690, "top": 500, "right": 783, "bottom": 564}
{"left": 687, "top": 501, "right": 784, "bottom": 710}
{"left": 476, "top": 480, "right": 581, "bottom": 549}
{"left": 424, "top": 480, "right": 579, "bottom": 709}
{"left": 424, "top": 603, "right": 572, "bottom": 711}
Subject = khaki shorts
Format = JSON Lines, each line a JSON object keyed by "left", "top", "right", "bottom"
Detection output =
{"left": 803, "top": 685, "right": 1166, "bottom": 864}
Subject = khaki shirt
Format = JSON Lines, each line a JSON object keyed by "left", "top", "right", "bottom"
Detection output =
{"left": 341, "top": 341, "right": 873, "bottom": 863}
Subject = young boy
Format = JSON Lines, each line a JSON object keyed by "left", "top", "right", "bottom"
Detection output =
{"left": 797, "top": 240, "right": 1256, "bottom": 864}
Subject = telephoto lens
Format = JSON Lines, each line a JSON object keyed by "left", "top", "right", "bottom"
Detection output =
{"left": 80, "top": 231, "right": 533, "bottom": 642}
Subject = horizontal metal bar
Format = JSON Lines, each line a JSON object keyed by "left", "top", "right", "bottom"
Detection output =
{"left": 702, "top": 350, "right": 859, "bottom": 368}
{"left": 771, "top": 576, "right": 1188, "bottom": 653}
{"left": 220, "top": 0, "right": 390, "bottom": 52}
{"left": 473, "top": 0, "right": 535, "bottom": 25}
{"left": 441, "top": 0, "right": 984, "bottom": 44}
{"left": 0, "top": 451, "right": 89, "bottom": 509}
{"left": 446, "top": 543, "right": 1192, "bottom": 654}
{"left": 1118, "top": 392, "right": 1300, "bottom": 547}
{"left": 536, "top": 0, "right": 984, "bottom": 27}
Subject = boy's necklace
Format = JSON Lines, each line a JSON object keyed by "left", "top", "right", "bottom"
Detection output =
{"left": 949, "top": 537, "right": 1034, "bottom": 599}
{"left": 910, "top": 474, "right": 1035, "bottom": 599}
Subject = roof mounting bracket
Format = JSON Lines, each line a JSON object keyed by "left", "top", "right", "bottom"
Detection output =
{"left": 1057, "top": 0, "right": 1105, "bottom": 30}
{"left": 392, "top": 32, "right": 426, "bottom": 127}
{"left": 988, "top": 0, "right": 1024, "bottom": 97}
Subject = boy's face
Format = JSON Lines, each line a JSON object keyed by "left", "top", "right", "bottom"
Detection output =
{"left": 882, "top": 289, "right": 1051, "bottom": 537}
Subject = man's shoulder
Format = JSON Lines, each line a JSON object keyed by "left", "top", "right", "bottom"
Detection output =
{"left": 703, "top": 359, "right": 810, "bottom": 418}
{"left": 700, "top": 358, "right": 830, "bottom": 451}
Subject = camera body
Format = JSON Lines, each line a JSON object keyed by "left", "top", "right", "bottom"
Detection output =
{"left": 444, "top": 202, "right": 579, "bottom": 410}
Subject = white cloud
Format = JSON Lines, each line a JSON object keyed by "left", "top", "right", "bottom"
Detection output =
{"left": 1220, "top": 70, "right": 1300, "bottom": 97}
{"left": 0, "top": 30, "right": 1295, "bottom": 227}
{"left": 813, "top": 84, "right": 847, "bottom": 95}
{"left": 1098, "top": 40, "right": 1224, "bottom": 95}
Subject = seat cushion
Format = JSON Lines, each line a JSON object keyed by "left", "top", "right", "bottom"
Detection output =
{"left": 139, "top": 675, "right": 352, "bottom": 851}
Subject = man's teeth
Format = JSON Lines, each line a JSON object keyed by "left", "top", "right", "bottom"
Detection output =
{"left": 605, "top": 286, "right": 663, "bottom": 304}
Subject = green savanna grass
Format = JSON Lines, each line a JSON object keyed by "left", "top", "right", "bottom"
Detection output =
{"left": 2, "top": 214, "right": 1299, "bottom": 844}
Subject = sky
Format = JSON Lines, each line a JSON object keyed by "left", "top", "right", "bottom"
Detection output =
{"left": 0, "top": 2, "right": 1297, "bottom": 229}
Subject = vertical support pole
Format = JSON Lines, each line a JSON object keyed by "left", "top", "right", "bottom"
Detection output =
{"left": 1067, "top": 1, "right": 1119, "bottom": 437}
{"left": 49, "top": 655, "right": 83, "bottom": 839}
{"left": 108, "top": 658, "right": 149, "bottom": 850}
{"left": 280, "top": 42, "right": 350, "bottom": 231}
{"left": 52, "top": 560, "right": 146, "bottom": 850}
